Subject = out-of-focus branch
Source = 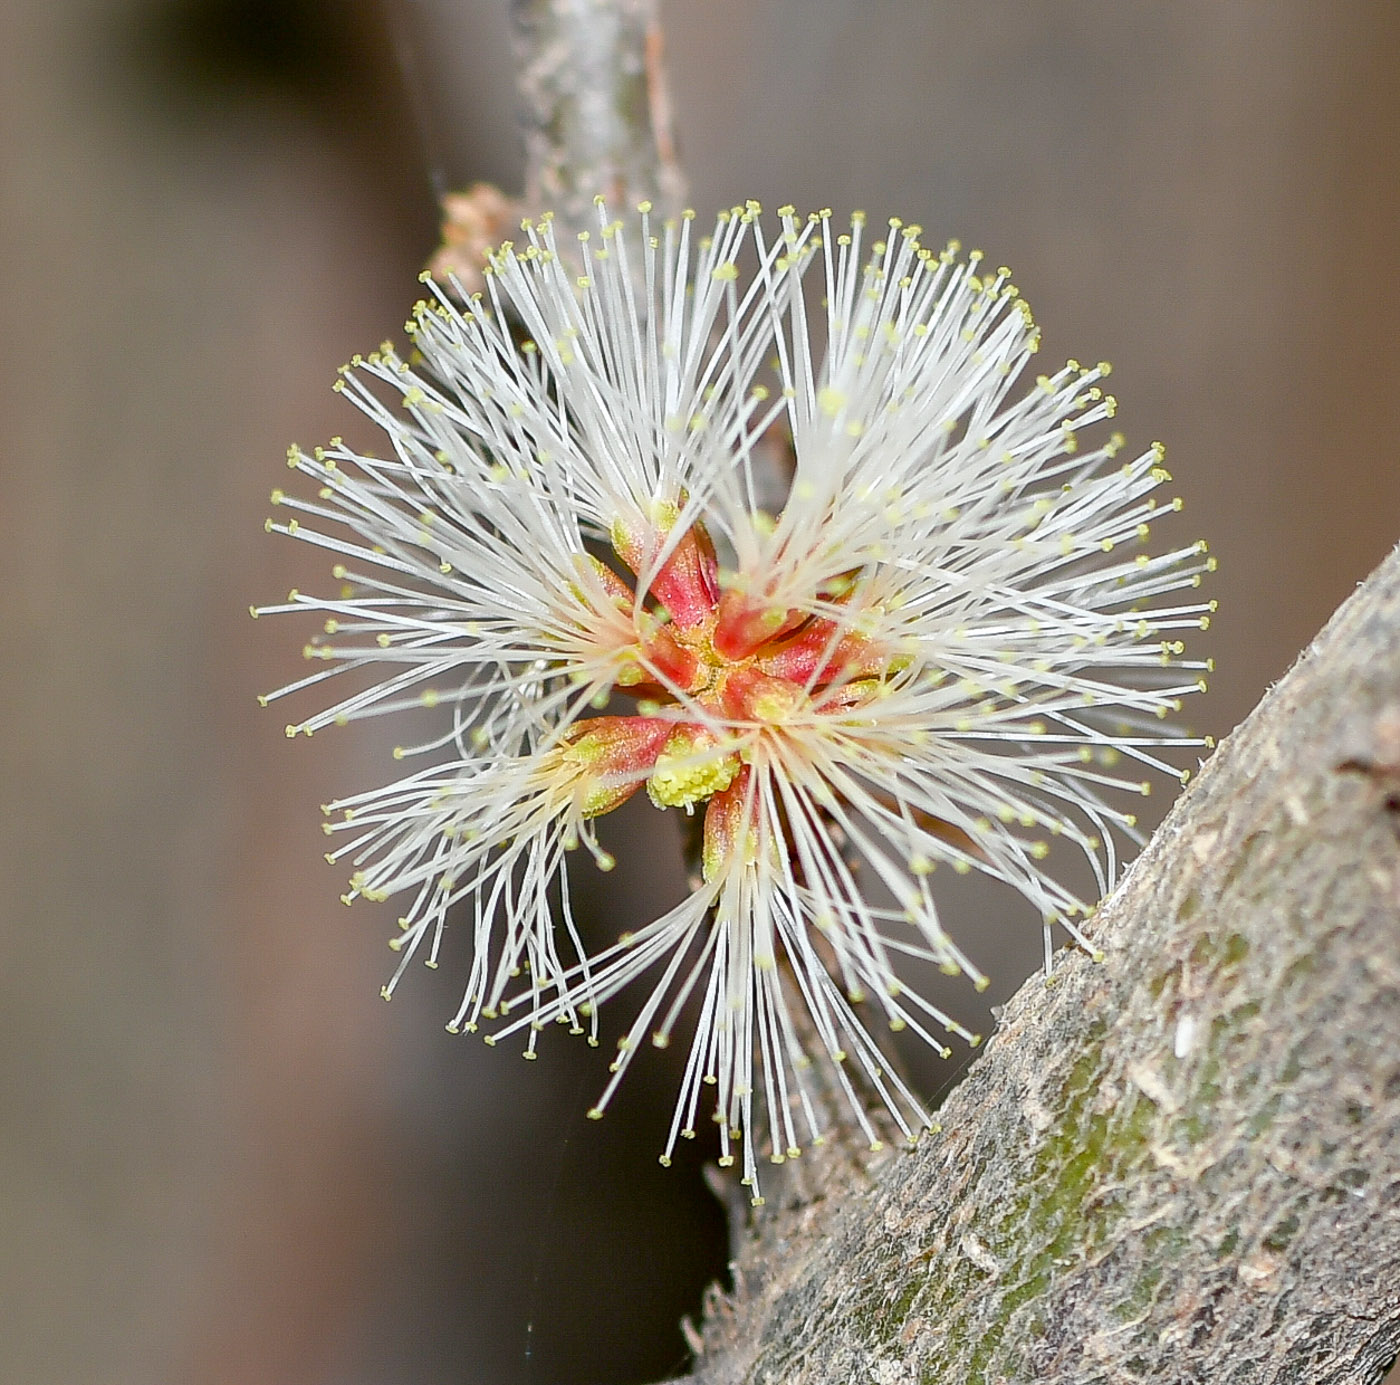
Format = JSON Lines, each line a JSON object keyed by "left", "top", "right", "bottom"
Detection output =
{"left": 510, "top": 0, "right": 685, "bottom": 234}
{"left": 676, "top": 542, "right": 1400, "bottom": 1383}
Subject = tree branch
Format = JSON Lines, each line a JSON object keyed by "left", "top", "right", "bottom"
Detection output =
{"left": 680, "top": 542, "right": 1400, "bottom": 1384}
{"left": 510, "top": 0, "right": 685, "bottom": 233}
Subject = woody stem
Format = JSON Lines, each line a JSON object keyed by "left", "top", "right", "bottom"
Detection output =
{"left": 510, "top": 0, "right": 686, "bottom": 235}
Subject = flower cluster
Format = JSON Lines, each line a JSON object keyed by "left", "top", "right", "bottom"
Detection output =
{"left": 257, "top": 201, "right": 1213, "bottom": 1201}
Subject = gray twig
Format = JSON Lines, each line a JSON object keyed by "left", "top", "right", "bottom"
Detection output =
{"left": 510, "top": 0, "right": 686, "bottom": 234}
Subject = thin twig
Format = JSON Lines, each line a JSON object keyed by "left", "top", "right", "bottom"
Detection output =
{"left": 510, "top": 0, "right": 686, "bottom": 234}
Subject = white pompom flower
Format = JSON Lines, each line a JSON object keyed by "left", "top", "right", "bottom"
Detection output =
{"left": 257, "top": 200, "right": 1213, "bottom": 1201}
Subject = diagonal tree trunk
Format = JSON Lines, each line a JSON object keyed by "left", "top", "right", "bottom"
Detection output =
{"left": 676, "top": 541, "right": 1400, "bottom": 1384}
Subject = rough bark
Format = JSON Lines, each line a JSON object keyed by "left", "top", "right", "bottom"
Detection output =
{"left": 676, "top": 547, "right": 1400, "bottom": 1384}
{"left": 510, "top": 0, "right": 685, "bottom": 232}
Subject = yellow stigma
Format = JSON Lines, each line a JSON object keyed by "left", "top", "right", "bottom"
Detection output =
{"left": 647, "top": 728, "right": 741, "bottom": 811}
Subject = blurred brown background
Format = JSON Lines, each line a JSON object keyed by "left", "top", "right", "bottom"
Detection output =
{"left": 2, "top": 2, "right": 1398, "bottom": 1383}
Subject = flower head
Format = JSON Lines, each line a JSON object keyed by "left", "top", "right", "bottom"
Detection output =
{"left": 258, "top": 201, "right": 1213, "bottom": 1201}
